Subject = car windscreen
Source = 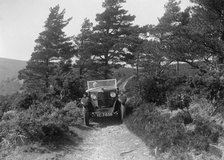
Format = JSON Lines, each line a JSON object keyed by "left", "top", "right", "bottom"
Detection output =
{"left": 87, "top": 79, "right": 117, "bottom": 90}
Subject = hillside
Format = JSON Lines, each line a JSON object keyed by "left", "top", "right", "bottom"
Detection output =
{"left": 0, "top": 57, "right": 26, "bottom": 95}
{"left": 0, "top": 57, "right": 26, "bottom": 82}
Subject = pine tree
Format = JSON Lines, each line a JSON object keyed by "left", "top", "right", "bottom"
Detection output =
{"left": 190, "top": 0, "right": 224, "bottom": 66}
{"left": 74, "top": 18, "right": 95, "bottom": 79}
{"left": 19, "top": 5, "right": 74, "bottom": 95}
{"left": 90, "top": 0, "right": 137, "bottom": 79}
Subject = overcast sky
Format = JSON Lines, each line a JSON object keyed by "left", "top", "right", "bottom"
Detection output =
{"left": 0, "top": 0, "right": 192, "bottom": 61}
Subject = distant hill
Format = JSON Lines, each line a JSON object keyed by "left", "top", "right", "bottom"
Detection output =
{"left": 0, "top": 57, "right": 26, "bottom": 82}
{"left": 0, "top": 57, "right": 26, "bottom": 95}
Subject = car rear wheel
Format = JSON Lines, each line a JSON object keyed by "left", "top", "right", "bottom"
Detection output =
{"left": 83, "top": 107, "right": 89, "bottom": 126}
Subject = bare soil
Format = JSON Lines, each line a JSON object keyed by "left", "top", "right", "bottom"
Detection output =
{"left": 5, "top": 117, "right": 155, "bottom": 160}
{"left": 64, "top": 117, "right": 154, "bottom": 160}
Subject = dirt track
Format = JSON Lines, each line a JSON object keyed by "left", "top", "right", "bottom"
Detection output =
{"left": 64, "top": 118, "right": 155, "bottom": 160}
{"left": 63, "top": 77, "right": 154, "bottom": 160}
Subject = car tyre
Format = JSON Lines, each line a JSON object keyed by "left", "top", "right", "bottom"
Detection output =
{"left": 83, "top": 107, "right": 89, "bottom": 126}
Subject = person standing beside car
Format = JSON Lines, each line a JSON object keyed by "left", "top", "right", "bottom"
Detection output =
{"left": 81, "top": 93, "right": 90, "bottom": 106}
{"left": 118, "top": 90, "right": 127, "bottom": 121}
{"left": 118, "top": 90, "right": 127, "bottom": 105}
{"left": 81, "top": 93, "right": 94, "bottom": 112}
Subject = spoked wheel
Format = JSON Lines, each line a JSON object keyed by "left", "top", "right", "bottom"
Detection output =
{"left": 83, "top": 107, "right": 89, "bottom": 126}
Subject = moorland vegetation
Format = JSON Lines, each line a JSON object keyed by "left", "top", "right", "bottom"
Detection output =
{"left": 1, "top": 0, "right": 224, "bottom": 159}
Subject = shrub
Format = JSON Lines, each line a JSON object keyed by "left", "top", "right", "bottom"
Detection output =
{"left": 125, "top": 103, "right": 223, "bottom": 155}
{"left": 52, "top": 98, "right": 64, "bottom": 109}
{"left": 126, "top": 103, "right": 189, "bottom": 152}
{"left": 193, "top": 116, "right": 223, "bottom": 144}
{"left": 190, "top": 98, "right": 213, "bottom": 118}
{"left": 139, "top": 76, "right": 168, "bottom": 105}
{"left": 0, "top": 118, "right": 24, "bottom": 149}
{"left": 138, "top": 75, "right": 188, "bottom": 105}
{"left": 125, "top": 95, "right": 143, "bottom": 116}
{"left": 17, "top": 102, "right": 69, "bottom": 143}
{"left": 0, "top": 94, "right": 18, "bottom": 115}
{"left": 12, "top": 92, "right": 37, "bottom": 110}
{"left": 168, "top": 94, "right": 191, "bottom": 111}
{"left": 59, "top": 101, "right": 83, "bottom": 125}
{"left": 16, "top": 100, "right": 83, "bottom": 144}
{"left": 0, "top": 111, "right": 27, "bottom": 159}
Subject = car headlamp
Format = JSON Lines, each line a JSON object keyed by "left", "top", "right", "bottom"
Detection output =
{"left": 91, "top": 94, "right": 97, "bottom": 100}
{"left": 110, "top": 92, "right": 116, "bottom": 98}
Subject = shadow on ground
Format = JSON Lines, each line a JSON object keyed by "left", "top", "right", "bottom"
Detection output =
{"left": 47, "top": 131, "right": 83, "bottom": 152}
{"left": 90, "top": 116, "right": 122, "bottom": 128}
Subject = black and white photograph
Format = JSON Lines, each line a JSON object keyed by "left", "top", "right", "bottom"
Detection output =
{"left": 1, "top": 0, "right": 224, "bottom": 159}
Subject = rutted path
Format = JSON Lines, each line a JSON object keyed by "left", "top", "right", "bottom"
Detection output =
{"left": 65, "top": 119, "right": 155, "bottom": 160}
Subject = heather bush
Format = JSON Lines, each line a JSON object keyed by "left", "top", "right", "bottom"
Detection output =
{"left": 59, "top": 101, "right": 83, "bottom": 125}
{"left": 190, "top": 98, "right": 213, "bottom": 119}
{"left": 0, "top": 115, "right": 25, "bottom": 149}
{"left": 193, "top": 116, "right": 223, "bottom": 144}
{"left": 126, "top": 103, "right": 188, "bottom": 152}
{"left": 16, "top": 100, "right": 83, "bottom": 144}
{"left": 0, "top": 111, "right": 27, "bottom": 160}
{"left": 125, "top": 102, "right": 223, "bottom": 156}
{"left": 17, "top": 102, "right": 69, "bottom": 143}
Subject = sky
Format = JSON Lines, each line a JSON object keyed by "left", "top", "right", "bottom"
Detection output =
{"left": 0, "top": 0, "right": 192, "bottom": 61}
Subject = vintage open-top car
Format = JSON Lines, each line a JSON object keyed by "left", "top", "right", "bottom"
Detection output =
{"left": 81, "top": 79, "right": 125, "bottom": 126}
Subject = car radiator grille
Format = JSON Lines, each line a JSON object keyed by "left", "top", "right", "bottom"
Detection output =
{"left": 98, "top": 92, "right": 114, "bottom": 108}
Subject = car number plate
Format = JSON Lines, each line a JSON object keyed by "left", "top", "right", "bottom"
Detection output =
{"left": 96, "top": 112, "right": 112, "bottom": 117}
